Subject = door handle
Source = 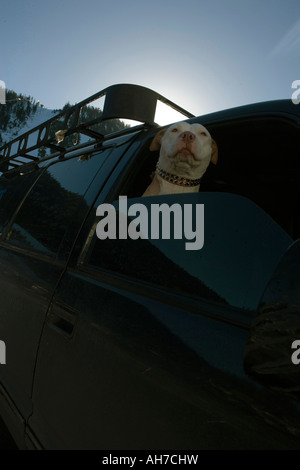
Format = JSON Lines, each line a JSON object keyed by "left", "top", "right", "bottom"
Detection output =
{"left": 48, "top": 303, "right": 78, "bottom": 337}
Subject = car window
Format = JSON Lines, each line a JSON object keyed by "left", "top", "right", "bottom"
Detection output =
{"left": 0, "top": 171, "right": 40, "bottom": 236}
{"left": 5, "top": 149, "right": 112, "bottom": 259}
{"left": 83, "top": 192, "right": 292, "bottom": 313}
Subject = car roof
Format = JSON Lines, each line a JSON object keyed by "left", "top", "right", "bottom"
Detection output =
{"left": 189, "top": 99, "right": 300, "bottom": 126}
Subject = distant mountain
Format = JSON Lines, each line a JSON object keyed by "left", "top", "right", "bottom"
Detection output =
{"left": 0, "top": 90, "right": 53, "bottom": 148}
{"left": 0, "top": 89, "right": 128, "bottom": 157}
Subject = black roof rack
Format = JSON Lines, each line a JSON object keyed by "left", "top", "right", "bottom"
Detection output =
{"left": 0, "top": 84, "right": 194, "bottom": 175}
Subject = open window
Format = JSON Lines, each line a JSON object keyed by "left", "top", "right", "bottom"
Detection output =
{"left": 121, "top": 116, "right": 300, "bottom": 240}
{"left": 202, "top": 116, "right": 300, "bottom": 240}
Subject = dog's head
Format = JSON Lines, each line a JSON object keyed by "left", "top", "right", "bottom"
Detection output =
{"left": 150, "top": 122, "right": 218, "bottom": 179}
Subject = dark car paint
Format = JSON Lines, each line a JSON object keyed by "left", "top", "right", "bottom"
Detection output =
{"left": 0, "top": 99, "right": 299, "bottom": 449}
{"left": 0, "top": 140, "right": 134, "bottom": 446}
{"left": 245, "top": 238, "right": 300, "bottom": 399}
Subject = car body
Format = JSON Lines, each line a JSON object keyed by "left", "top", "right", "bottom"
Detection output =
{"left": 0, "top": 85, "right": 299, "bottom": 450}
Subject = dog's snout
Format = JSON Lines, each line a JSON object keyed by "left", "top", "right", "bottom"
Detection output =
{"left": 180, "top": 131, "right": 195, "bottom": 142}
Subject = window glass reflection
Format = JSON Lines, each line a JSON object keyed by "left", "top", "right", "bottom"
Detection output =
{"left": 88, "top": 193, "right": 292, "bottom": 311}
{"left": 8, "top": 151, "right": 109, "bottom": 257}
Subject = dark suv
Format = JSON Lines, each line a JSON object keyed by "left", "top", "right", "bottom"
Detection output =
{"left": 0, "top": 84, "right": 299, "bottom": 450}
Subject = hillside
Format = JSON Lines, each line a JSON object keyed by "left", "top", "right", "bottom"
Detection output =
{"left": 0, "top": 89, "right": 127, "bottom": 156}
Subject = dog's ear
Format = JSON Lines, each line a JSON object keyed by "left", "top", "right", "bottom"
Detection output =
{"left": 210, "top": 139, "right": 218, "bottom": 165}
{"left": 149, "top": 129, "right": 166, "bottom": 151}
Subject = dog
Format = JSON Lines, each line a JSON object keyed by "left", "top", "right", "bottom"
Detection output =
{"left": 143, "top": 122, "right": 218, "bottom": 197}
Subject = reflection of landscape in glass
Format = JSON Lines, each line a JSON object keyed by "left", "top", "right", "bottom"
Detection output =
{"left": 108, "top": 194, "right": 292, "bottom": 311}
{"left": 7, "top": 151, "right": 109, "bottom": 256}
{"left": 92, "top": 233, "right": 226, "bottom": 305}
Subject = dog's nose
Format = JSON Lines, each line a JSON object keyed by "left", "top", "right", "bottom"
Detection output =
{"left": 180, "top": 131, "right": 195, "bottom": 142}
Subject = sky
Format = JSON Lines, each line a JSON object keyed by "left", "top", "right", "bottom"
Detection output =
{"left": 0, "top": 0, "right": 300, "bottom": 120}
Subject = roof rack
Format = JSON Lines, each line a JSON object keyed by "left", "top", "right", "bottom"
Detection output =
{"left": 0, "top": 84, "right": 194, "bottom": 175}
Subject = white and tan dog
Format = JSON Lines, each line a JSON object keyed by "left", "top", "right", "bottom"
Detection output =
{"left": 143, "top": 122, "right": 218, "bottom": 197}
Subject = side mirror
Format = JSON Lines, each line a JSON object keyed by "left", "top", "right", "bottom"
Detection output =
{"left": 244, "top": 239, "right": 300, "bottom": 402}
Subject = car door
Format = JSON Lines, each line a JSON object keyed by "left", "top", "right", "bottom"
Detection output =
{"left": 0, "top": 143, "right": 130, "bottom": 447}
{"left": 28, "top": 189, "right": 300, "bottom": 450}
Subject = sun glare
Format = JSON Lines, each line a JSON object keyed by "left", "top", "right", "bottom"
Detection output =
{"left": 154, "top": 100, "right": 193, "bottom": 126}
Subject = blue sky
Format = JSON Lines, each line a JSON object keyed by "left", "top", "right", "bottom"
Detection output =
{"left": 1, "top": 0, "right": 300, "bottom": 117}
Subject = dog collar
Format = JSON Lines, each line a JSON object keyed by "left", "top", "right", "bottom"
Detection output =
{"left": 156, "top": 164, "right": 201, "bottom": 187}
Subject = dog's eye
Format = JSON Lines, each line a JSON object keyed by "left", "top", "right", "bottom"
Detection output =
{"left": 200, "top": 131, "right": 207, "bottom": 136}
{"left": 171, "top": 128, "right": 178, "bottom": 133}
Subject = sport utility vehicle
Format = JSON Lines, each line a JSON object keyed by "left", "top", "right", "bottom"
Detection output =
{"left": 0, "top": 84, "right": 299, "bottom": 450}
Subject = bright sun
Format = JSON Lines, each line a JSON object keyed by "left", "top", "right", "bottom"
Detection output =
{"left": 154, "top": 100, "right": 194, "bottom": 126}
